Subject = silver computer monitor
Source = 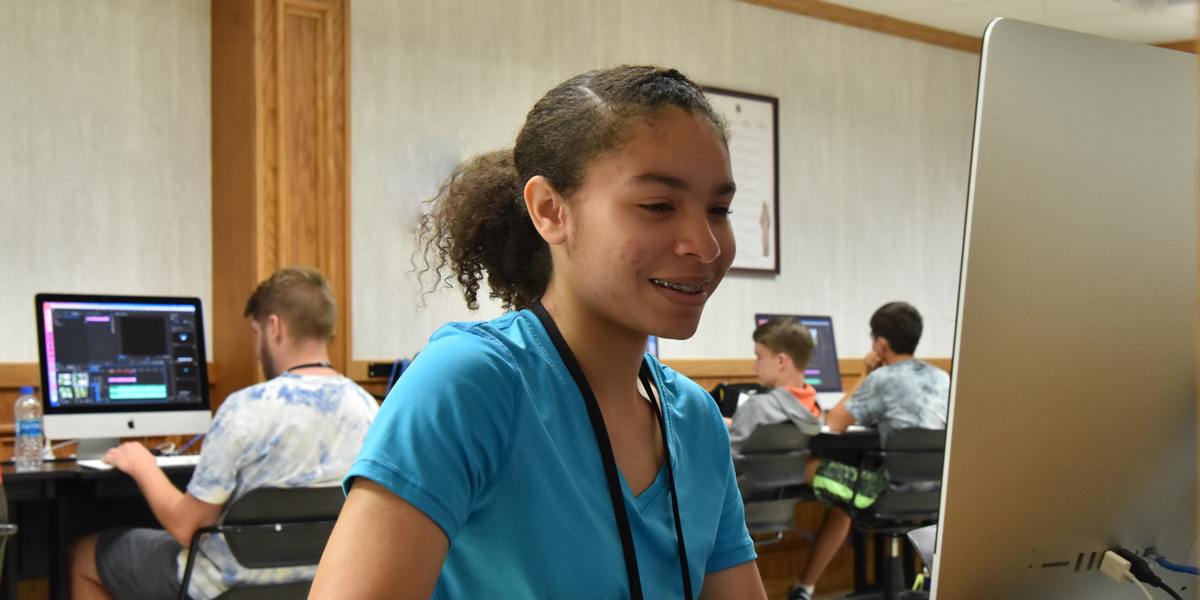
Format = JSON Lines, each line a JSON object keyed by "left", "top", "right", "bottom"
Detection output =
{"left": 35, "top": 294, "right": 212, "bottom": 458}
{"left": 932, "top": 19, "right": 1198, "bottom": 599}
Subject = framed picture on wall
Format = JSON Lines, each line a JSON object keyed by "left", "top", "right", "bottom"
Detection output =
{"left": 703, "top": 87, "right": 780, "bottom": 274}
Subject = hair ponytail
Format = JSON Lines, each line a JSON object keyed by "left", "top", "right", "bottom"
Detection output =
{"left": 416, "top": 149, "right": 551, "bottom": 311}
{"left": 417, "top": 65, "right": 728, "bottom": 312}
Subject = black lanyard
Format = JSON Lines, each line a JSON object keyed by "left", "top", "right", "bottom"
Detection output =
{"left": 531, "top": 301, "right": 693, "bottom": 600}
{"left": 285, "top": 362, "right": 334, "bottom": 373}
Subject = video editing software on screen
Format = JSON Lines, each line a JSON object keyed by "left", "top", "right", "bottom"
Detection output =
{"left": 41, "top": 302, "right": 203, "bottom": 408}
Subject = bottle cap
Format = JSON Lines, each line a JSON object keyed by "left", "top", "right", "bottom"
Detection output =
{"left": 19, "top": 386, "right": 34, "bottom": 394}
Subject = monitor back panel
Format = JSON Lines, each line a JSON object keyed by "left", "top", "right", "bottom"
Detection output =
{"left": 934, "top": 19, "right": 1198, "bottom": 599}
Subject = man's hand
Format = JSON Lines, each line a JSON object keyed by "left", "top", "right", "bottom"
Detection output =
{"left": 102, "top": 441, "right": 222, "bottom": 545}
{"left": 864, "top": 350, "right": 883, "bottom": 373}
{"left": 103, "top": 441, "right": 158, "bottom": 477}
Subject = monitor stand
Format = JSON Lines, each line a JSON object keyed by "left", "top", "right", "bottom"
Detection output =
{"left": 76, "top": 438, "right": 122, "bottom": 461}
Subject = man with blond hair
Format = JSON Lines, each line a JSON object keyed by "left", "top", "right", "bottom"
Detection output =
{"left": 71, "top": 266, "right": 379, "bottom": 600}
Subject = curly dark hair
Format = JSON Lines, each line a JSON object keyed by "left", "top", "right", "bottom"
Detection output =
{"left": 416, "top": 65, "right": 729, "bottom": 311}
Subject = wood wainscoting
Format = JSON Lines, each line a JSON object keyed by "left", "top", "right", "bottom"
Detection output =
{"left": 211, "top": 0, "right": 351, "bottom": 412}
{"left": 660, "top": 357, "right": 953, "bottom": 392}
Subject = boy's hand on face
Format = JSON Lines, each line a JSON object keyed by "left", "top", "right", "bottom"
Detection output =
{"left": 863, "top": 351, "right": 883, "bottom": 373}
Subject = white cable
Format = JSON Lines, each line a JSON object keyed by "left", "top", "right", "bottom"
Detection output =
{"left": 1126, "top": 573, "right": 1155, "bottom": 600}
{"left": 50, "top": 438, "right": 80, "bottom": 451}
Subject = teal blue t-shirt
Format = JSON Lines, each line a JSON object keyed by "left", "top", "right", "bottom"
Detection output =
{"left": 345, "top": 310, "right": 756, "bottom": 598}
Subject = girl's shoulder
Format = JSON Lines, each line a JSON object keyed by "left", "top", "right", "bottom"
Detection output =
{"left": 407, "top": 310, "right": 561, "bottom": 396}
{"left": 644, "top": 355, "right": 725, "bottom": 424}
{"left": 427, "top": 309, "right": 552, "bottom": 366}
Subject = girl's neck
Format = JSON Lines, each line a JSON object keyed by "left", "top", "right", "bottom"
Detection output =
{"left": 539, "top": 286, "right": 648, "bottom": 408}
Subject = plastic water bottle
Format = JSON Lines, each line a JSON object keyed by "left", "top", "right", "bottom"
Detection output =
{"left": 14, "top": 386, "right": 43, "bottom": 472}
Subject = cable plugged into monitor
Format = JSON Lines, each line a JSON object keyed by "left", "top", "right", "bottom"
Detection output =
{"left": 1100, "top": 549, "right": 1184, "bottom": 600}
{"left": 1145, "top": 547, "right": 1200, "bottom": 577}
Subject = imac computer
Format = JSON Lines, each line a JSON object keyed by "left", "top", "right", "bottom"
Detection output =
{"left": 933, "top": 19, "right": 1197, "bottom": 599}
{"left": 35, "top": 294, "right": 213, "bottom": 459}
{"left": 754, "top": 314, "right": 843, "bottom": 410}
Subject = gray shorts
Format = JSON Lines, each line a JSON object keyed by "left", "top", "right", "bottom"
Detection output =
{"left": 95, "top": 528, "right": 189, "bottom": 600}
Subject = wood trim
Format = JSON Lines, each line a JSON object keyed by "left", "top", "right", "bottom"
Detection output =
{"left": 0, "top": 363, "right": 219, "bottom": 389}
{"left": 660, "top": 357, "right": 952, "bottom": 378}
{"left": 735, "top": 0, "right": 982, "bottom": 54}
{"left": 347, "top": 357, "right": 952, "bottom": 383}
{"left": 211, "top": 0, "right": 349, "bottom": 409}
{"left": 271, "top": 0, "right": 351, "bottom": 374}
{"left": 738, "top": 1, "right": 1195, "bottom": 56}
{"left": 1156, "top": 39, "right": 1197, "bottom": 53}
{"left": 0, "top": 363, "right": 42, "bottom": 388}
{"left": 347, "top": 359, "right": 372, "bottom": 382}
{"left": 212, "top": 0, "right": 267, "bottom": 410}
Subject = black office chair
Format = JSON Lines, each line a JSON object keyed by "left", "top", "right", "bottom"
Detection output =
{"left": 0, "top": 482, "right": 17, "bottom": 588}
{"left": 710, "top": 382, "right": 767, "bottom": 418}
{"left": 734, "top": 423, "right": 816, "bottom": 544}
{"left": 177, "top": 486, "right": 344, "bottom": 600}
{"left": 844, "top": 428, "right": 945, "bottom": 600}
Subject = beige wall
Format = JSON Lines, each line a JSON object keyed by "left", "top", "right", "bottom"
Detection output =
{"left": 350, "top": 0, "right": 979, "bottom": 361}
{"left": 0, "top": 0, "right": 212, "bottom": 362}
{"left": 0, "top": 0, "right": 976, "bottom": 363}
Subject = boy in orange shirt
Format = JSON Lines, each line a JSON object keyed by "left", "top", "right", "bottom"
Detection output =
{"left": 728, "top": 317, "right": 821, "bottom": 456}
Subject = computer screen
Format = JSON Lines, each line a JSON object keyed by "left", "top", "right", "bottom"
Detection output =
{"left": 932, "top": 19, "right": 1197, "bottom": 599}
{"left": 754, "top": 314, "right": 842, "bottom": 394}
{"left": 645, "top": 335, "right": 659, "bottom": 359}
{"left": 35, "top": 294, "right": 212, "bottom": 457}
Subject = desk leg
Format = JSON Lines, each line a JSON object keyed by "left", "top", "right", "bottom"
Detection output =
{"left": 873, "top": 534, "right": 886, "bottom": 590}
{"left": 853, "top": 530, "right": 868, "bottom": 593}
{"left": 50, "top": 499, "right": 67, "bottom": 600}
{"left": 2, "top": 502, "right": 16, "bottom": 600}
{"left": 902, "top": 539, "right": 916, "bottom": 590}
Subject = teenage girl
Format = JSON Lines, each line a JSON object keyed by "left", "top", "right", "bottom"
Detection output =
{"left": 310, "top": 66, "right": 768, "bottom": 600}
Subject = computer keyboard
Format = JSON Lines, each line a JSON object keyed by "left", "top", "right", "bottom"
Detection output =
{"left": 77, "top": 454, "right": 201, "bottom": 471}
{"left": 156, "top": 454, "right": 202, "bottom": 468}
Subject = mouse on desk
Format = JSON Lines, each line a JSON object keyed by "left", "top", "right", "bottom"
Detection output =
{"left": 148, "top": 448, "right": 163, "bottom": 456}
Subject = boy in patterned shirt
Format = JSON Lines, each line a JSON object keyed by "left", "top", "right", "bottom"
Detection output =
{"left": 789, "top": 302, "right": 949, "bottom": 600}
{"left": 71, "top": 266, "right": 379, "bottom": 600}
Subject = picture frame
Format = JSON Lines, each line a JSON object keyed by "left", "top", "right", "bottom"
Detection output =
{"left": 702, "top": 87, "right": 780, "bottom": 274}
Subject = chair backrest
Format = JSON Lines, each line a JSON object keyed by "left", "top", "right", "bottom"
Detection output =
{"left": 710, "top": 382, "right": 766, "bottom": 418}
{"left": 881, "top": 428, "right": 946, "bottom": 485}
{"left": 739, "top": 422, "right": 812, "bottom": 455}
{"left": 219, "top": 486, "right": 345, "bottom": 569}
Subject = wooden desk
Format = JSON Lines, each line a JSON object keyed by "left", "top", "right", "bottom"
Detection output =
{"left": 2, "top": 461, "right": 196, "bottom": 600}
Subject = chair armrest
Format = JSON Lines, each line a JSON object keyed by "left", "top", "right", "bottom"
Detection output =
{"left": 179, "top": 525, "right": 225, "bottom": 600}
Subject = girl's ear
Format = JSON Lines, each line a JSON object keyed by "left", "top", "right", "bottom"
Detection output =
{"left": 524, "top": 176, "right": 570, "bottom": 246}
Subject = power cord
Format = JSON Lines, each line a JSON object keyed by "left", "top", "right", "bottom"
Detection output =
{"left": 1101, "top": 549, "right": 1184, "bottom": 600}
